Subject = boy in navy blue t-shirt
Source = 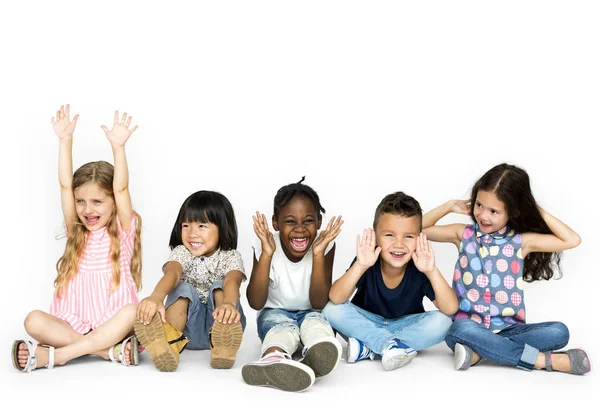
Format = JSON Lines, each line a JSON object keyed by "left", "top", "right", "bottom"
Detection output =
{"left": 323, "top": 192, "right": 458, "bottom": 371}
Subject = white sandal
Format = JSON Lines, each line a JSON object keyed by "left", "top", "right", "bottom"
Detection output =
{"left": 12, "top": 340, "right": 55, "bottom": 373}
{"left": 108, "top": 335, "right": 139, "bottom": 366}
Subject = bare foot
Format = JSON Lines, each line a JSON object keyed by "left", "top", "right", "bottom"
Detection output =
{"left": 471, "top": 351, "right": 481, "bottom": 365}
{"left": 17, "top": 342, "right": 51, "bottom": 369}
{"left": 550, "top": 353, "right": 572, "bottom": 373}
{"left": 108, "top": 340, "right": 133, "bottom": 365}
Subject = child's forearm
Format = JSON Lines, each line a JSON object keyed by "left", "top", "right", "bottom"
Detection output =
{"left": 222, "top": 272, "right": 243, "bottom": 305}
{"left": 426, "top": 267, "right": 459, "bottom": 315}
{"left": 309, "top": 253, "right": 332, "bottom": 309}
{"left": 422, "top": 201, "right": 453, "bottom": 229}
{"left": 329, "top": 262, "right": 367, "bottom": 304}
{"left": 151, "top": 264, "right": 182, "bottom": 301}
{"left": 247, "top": 254, "right": 272, "bottom": 310}
{"left": 540, "top": 208, "right": 581, "bottom": 248}
{"left": 58, "top": 138, "right": 73, "bottom": 190}
{"left": 111, "top": 145, "right": 129, "bottom": 193}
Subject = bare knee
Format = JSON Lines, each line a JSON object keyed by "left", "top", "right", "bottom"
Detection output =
{"left": 24, "top": 310, "right": 48, "bottom": 334}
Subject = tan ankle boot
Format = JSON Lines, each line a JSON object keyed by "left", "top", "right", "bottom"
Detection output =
{"left": 134, "top": 313, "right": 188, "bottom": 372}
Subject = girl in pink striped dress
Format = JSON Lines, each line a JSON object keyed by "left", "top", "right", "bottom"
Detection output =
{"left": 12, "top": 104, "right": 143, "bottom": 372}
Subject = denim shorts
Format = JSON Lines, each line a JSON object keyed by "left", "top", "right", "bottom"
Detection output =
{"left": 256, "top": 308, "right": 324, "bottom": 341}
{"left": 165, "top": 281, "right": 246, "bottom": 350}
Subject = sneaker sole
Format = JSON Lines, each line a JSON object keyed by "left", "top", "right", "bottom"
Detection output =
{"left": 302, "top": 340, "right": 341, "bottom": 377}
{"left": 382, "top": 351, "right": 417, "bottom": 371}
{"left": 210, "top": 321, "right": 243, "bottom": 369}
{"left": 242, "top": 361, "right": 314, "bottom": 392}
{"left": 454, "top": 343, "right": 468, "bottom": 371}
{"left": 134, "top": 313, "right": 179, "bottom": 372}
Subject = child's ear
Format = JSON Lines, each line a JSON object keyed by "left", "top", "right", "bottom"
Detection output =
{"left": 317, "top": 216, "right": 322, "bottom": 229}
{"left": 272, "top": 215, "right": 279, "bottom": 232}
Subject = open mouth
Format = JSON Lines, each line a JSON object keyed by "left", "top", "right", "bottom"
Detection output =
{"left": 290, "top": 238, "right": 309, "bottom": 252}
{"left": 189, "top": 241, "right": 204, "bottom": 249}
{"left": 85, "top": 216, "right": 100, "bottom": 226}
{"left": 390, "top": 251, "right": 407, "bottom": 261}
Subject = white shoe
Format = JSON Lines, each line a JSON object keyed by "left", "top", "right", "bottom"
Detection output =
{"left": 242, "top": 351, "right": 315, "bottom": 392}
{"left": 301, "top": 336, "right": 343, "bottom": 377}
{"left": 347, "top": 337, "right": 374, "bottom": 363}
{"left": 381, "top": 339, "right": 417, "bottom": 371}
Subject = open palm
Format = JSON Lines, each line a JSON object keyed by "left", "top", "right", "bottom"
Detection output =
{"left": 51, "top": 104, "right": 79, "bottom": 140}
{"left": 412, "top": 233, "right": 435, "bottom": 273}
{"left": 101, "top": 110, "right": 138, "bottom": 147}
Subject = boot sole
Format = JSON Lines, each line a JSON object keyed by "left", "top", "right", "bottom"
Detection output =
{"left": 134, "top": 313, "right": 179, "bottom": 372}
{"left": 242, "top": 360, "right": 314, "bottom": 392}
{"left": 301, "top": 340, "right": 340, "bottom": 377}
{"left": 210, "top": 321, "right": 243, "bottom": 369}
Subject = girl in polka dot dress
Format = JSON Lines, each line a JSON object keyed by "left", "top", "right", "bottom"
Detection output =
{"left": 12, "top": 105, "right": 143, "bottom": 372}
{"left": 423, "top": 163, "right": 590, "bottom": 375}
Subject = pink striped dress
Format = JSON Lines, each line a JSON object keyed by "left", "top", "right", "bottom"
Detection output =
{"left": 49, "top": 216, "right": 139, "bottom": 334}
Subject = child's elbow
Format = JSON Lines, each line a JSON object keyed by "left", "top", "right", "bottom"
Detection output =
{"left": 570, "top": 233, "right": 582, "bottom": 249}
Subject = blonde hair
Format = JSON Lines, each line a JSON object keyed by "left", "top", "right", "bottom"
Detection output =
{"left": 54, "top": 161, "right": 142, "bottom": 296}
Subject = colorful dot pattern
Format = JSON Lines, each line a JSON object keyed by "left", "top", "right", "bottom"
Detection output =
{"left": 452, "top": 224, "right": 526, "bottom": 331}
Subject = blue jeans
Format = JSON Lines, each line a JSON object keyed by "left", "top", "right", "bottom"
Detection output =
{"left": 445, "top": 318, "right": 569, "bottom": 370}
{"left": 322, "top": 301, "right": 452, "bottom": 355}
{"left": 256, "top": 308, "right": 334, "bottom": 356}
{"left": 165, "top": 281, "right": 246, "bottom": 350}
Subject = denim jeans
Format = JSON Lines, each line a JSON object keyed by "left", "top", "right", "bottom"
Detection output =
{"left": 445, "top": 318, "right": 569, "bottom": 370}
{"left": 165, "top": 281, "right": 246, "bottom": 350}
{"left": 322, "top": 301, "right": 452, "bottom": 355}
{"left": 256, "top": 308, "right": 335, "bottom": 356}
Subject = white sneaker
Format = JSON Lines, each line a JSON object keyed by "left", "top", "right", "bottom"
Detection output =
{"left": 242, "top": 351, "right": 315, "bottom": 392}
{"left": 301, "top": 336, "right": 343, "bottom": 377}
{"left": 347, "top": 337, "right": 374, "bottom": 363}
{"left": 381, "top": 339, "right": 417, "bottom": 371}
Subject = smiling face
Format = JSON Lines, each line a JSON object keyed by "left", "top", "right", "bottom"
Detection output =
{"left": 273, "top": 195, "right": 322, "bottom": 263}
{"left": 73, "top": 182, "right": 115, "bottom": 231}
{"left": 181, "top": 221, "right": 219, "bottom": 257}
{"left": 473, "top": 190, "right": 510, "bottom": 234}
{"left": 375, "top": 213, "right": 420, "bottom": 270}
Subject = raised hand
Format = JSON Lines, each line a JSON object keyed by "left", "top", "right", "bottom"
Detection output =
{"left": 450, "top": 199, "right": 471, "bottom": 215}
{"left": 313, "top": 215, "right": 344, "bottom": 256}
{"left": 51, "top": 104, "right": 79, "bottom": 140}
{"left": 253, "top": 211, "right": 276, "bottom": 257}
{"left": 101, "top": 110, "right": 138, "bottom": 147}
{"left": 356, "top": 228, "right": 381, "bottom": 268}
{"left": 412, "top": 233, "right": 435, "bottom": 273}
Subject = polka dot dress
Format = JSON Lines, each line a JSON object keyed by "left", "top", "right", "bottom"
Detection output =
{"left": 453, "top": 224, "right": 526, "bottom": 332}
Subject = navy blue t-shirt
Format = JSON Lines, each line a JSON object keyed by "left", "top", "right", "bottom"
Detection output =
{"left": 351, "top": 257, "right": 435, "bottom": 320}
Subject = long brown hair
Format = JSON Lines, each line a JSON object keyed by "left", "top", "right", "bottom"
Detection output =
{"left": 54, "top": 161, "right": 142, "bottom": 295}
{"left": 470, "top": 163, "right": 560, "bottom": 282}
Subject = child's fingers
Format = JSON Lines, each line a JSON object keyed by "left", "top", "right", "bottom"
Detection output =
{"left": 65, "top": 104, "right": 70, "bottom": 118}
{"left": 72, "top": 114, "right": 79, "bottom": 128}
{"left": 114, "top": 110, "right": 119, "bottom": 124}
{"left": 223, "top": 308, "right": 232, "bottom": 324}
{"left": 121, "top": 112, "right": 128, "bottom": 125}
{"left": 130, "top": 125, "right": 138, "bottom": 133}
{"left": 217, "top": 308, "right": 225, "bottom": 323}
{"left": 101, "top": 125, "right": 109, "bottom": 134}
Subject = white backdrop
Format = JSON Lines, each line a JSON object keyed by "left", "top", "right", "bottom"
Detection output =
{"left": 1, "top": 1, "right": 598, "bottom": 415}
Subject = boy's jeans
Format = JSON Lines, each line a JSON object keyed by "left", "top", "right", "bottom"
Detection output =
{"left": 445, "top": 318, "right": 569, "bottom": 370}
{"left": 322, "top": 301, "right": 452, "bottom": 355}
{"left": 257, "top": 308, "right": 335, "bottom": 356}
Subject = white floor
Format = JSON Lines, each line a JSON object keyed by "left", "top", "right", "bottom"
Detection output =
{"left": 2, "top": 307, "right": 597, "bottom": 417}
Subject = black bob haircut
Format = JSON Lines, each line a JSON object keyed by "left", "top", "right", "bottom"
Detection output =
{"left": 169, "top": 190, "right": 238, "bottom": 251}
